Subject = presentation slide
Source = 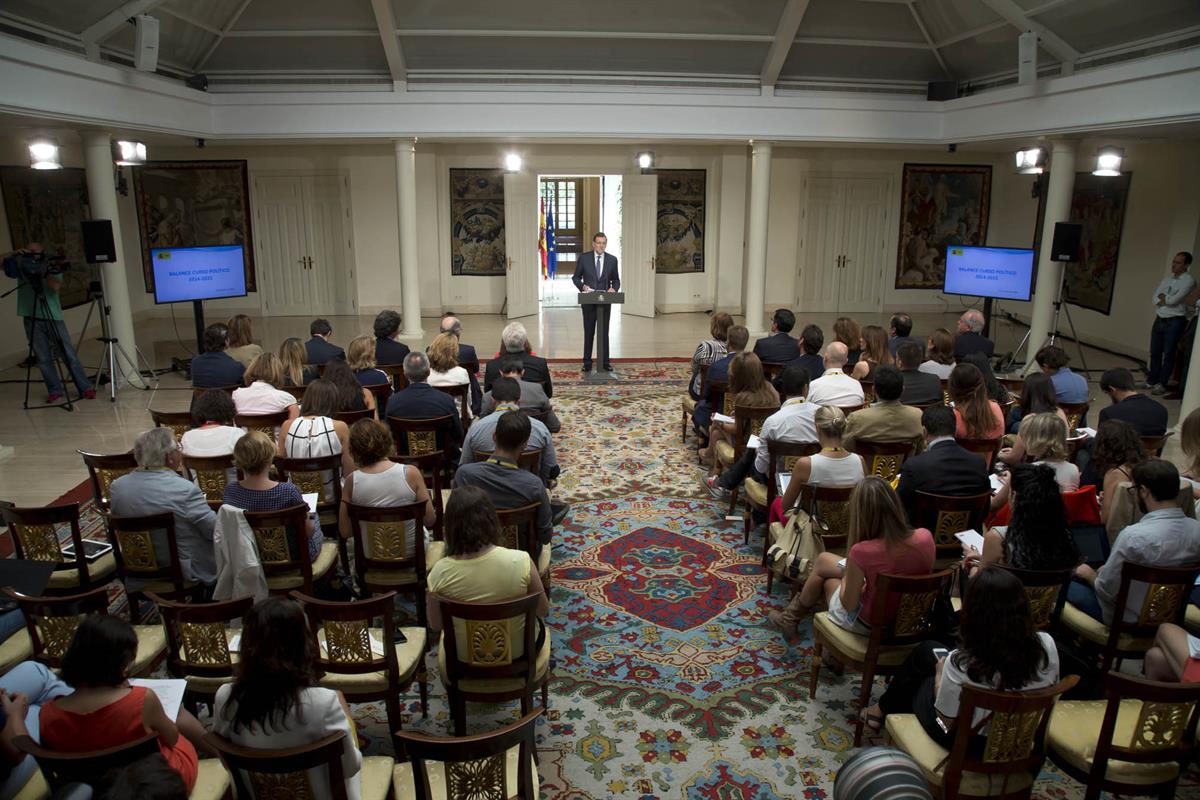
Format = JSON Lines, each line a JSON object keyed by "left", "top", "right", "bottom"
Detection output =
{"left": 943, "top": 246, "right": 1035, "bottom": 301}
{"left": 152, "top": 245, "right": 247, "bottom": 304}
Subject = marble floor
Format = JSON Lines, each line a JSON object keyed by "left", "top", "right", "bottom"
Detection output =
{"left": 0, "top": 308, "right": 1185, "bottom": 507}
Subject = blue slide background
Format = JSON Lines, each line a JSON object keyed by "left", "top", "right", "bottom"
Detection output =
{"left": 152, "top": 245, "right": 247, "bottom": 303}
{"left": 943, "top": 246, "right": 1034, "bottom": 301}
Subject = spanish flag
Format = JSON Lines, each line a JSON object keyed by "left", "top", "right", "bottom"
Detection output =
{"left": 538, "top": 197, "right": 548, "bottom": 280}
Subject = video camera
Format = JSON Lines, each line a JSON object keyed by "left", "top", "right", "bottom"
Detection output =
{"left": 8, "top": 250, "right": 70, "bottom": 291}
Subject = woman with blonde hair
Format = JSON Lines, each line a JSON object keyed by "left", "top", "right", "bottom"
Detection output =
{"left": 428, "top": 332, "right": 469, "bottom": 387}
{"left": 771, "top": 405, "right": 866, "bottom": 521}
{"left": 834, "top": 317, "right": 862, "bottom": 367}
{"left": 232, "top": 352, "right": 299, "bottom": 420}
{"left": 689, "top": 311, "right": 734, "bottom": 400}
{"left": 991, "top": 412, "right": 1079, "bottom": 509}
{"left": 851, "top": 325, "right": 892, "bottom": 381}
{"left": 699, "top": 352, "right": 779, "bottom": 467}
{"left": 278, "top": 337, "right": 316, "bottom": 388}
{"left": 948, "top": 362, "right": 1004, "bottom": 441}
{"left": 225, "top": 314, "right": 263, "bottom": 368}
{"left": 919, "top": 328, "right": 955, "bottom": 379}
{"left": 226, "top": 430, "right": 324, "bottom": 561}
{"left": 347, "top": 334, "right": 388, "bottom": 387}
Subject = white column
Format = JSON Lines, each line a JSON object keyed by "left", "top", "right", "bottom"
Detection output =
{"left": 1023, "top": 140, "right": 1076, "bottom": 375}
{"left": 82, "top": 130, "right": 142, "bottom": 386}
{"left": 393, "top": 139, "right": 422, "bottom": 337}
{"left": 744, "top": 141, "right": 772, "bottom": 337}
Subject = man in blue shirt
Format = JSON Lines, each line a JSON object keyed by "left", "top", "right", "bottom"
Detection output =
{"left": 190, "top": 323, "right": 246, "bottom": 388}
{"left": 1035, "top": 345, "right": 1088, "bottom": 404}
{"left": 692, "top": 324, "right": 748, "bottom": 433}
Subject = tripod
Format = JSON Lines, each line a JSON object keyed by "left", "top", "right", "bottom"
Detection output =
{"left": 1009, "top": 260, "right": 1092, "bottom": 378}
{"left": 89, "top": 285, "right": 157, "bottom": 401}
{"left": 21, "top": 282, "right": 77, "bottom": 412}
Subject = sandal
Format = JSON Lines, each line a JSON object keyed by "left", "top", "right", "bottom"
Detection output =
{"left": 860, "top": 708, "right": 884, "bottom": 734}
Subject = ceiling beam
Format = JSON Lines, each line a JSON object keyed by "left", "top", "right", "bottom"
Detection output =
{"left": 761, "top": 0, "right": 812, "bottom": 90}
{"left": 159, "top": 8, "right": 223, "bottom": 37}
{"left": 906, "top": 1, "right": 950, "bottom": 75}
{"left": 225, "top": 29, "right": 774, "bottom": 42}
{"left": 981, "top": 0, "right": 1081, "bottom": 66}
{"left": 80, "top": 0, "right": 168, "bottom": 60}
{"left": 194, "top": 0, "right": 253, "bottom": 71}
{"left": 793, "top": 36, "right": 928, "bottom": 50}
{"left": 369, "top": 0, "right": 406, "bottom": 86}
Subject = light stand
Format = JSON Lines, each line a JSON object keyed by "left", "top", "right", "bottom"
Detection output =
{"left": 91, "top": 284, "right": 158, "bottom": 401}
{"left": 1008, "top": 260, "right": 1091, "bottom": 377}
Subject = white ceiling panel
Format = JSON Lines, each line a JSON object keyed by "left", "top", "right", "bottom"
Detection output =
{"left": 107, "top": 13, "right": 214, "bottom": 70}
{"left": 162, "top": 0, "right": 247, "bottom": 33}
{"left": 913, "top": 0, "right": 1004, "bottom": 45}
{"left": 0, "top": 0, "right": 125, "bottom": 35}
{"left": 797, "top": 0, "right": 927, "bottom": 43}
{"left": 781, "top": 43, "right": 947, "bottom": 81}
{"left": 235, "top": 0, "right": 378, "bottom": 31}
{"left": 1034, "top": 0, "right": 1200, "bottom": 53}
{"left": 205, "top": 35, "right": 388, "bottom": 72}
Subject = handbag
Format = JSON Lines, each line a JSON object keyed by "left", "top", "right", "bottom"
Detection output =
{"left": 765, "top": 483, "right": 826, "bottom": 583}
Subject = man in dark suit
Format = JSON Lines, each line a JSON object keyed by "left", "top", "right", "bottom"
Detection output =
{"left": 572, "top": 232, "right": 620, "bottom": 373}
{"left": 953, "top": 309, "right": 995, "bottom": 361}
{"left": 896, "top": 404, "right": 990, "bottom": 523}
{"left": 896, "top": 341, "right": 942, "bottom": 405}
{"left": 441, "top": 312, "right": 481, "bottom": 416}
{"left": 305, "top": 318, "right": 345, "bottom": 365}
{"left": 373, "top": 309, "right": 410, "bottom": 366}
{"left": 1097, "top": 368, "right": 1168, "bottom": 435}
{"left": 385, "top": 351, "right": 464, "bottom": 460}
{"left": 191, "top": 323, "right": 245, "bottom": 388}
{"left": 888, "top": 312, "right": 924, "bottom": 358}
{"left": 774, "top": 323, "right": 823, "bottom": 392}
{"left": 483, "top": 321, "right": 553, "bottom": 399}
{"left": 753, "top": 309, "right": 799, "bottom": 364}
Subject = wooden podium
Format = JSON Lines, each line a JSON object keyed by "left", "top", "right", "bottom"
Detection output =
{"left": 578, "top": 291, "right": 624, "bottom": 382}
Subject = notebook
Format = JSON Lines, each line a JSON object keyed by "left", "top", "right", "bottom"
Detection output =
{"left": 0, "top": 560, "right": 57, "bottom": 612}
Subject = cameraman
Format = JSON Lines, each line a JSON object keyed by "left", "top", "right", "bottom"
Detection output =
{"left": 3, "top": 243, "right": 94, "bottom": 402}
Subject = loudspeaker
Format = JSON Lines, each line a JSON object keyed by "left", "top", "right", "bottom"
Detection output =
{"left": 81, "top": 220, "right": 116, "bottom": 264}
{"left": 927, "top": 80, "right": 957, "bottom": 101}
{"left": 134, "top": 14, "right": 159, "bottom": 72}
{"left": 1051, "top": 222, "right": 1082, "bottom": 263}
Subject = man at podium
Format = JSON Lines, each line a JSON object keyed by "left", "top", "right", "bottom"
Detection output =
{"left": 572, "top": 232, "right": 621, "bottom": 373}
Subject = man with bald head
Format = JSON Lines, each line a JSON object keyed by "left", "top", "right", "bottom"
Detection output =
{"left": 806, "top": 341, "right": 865, "bottom": 406}
{"left": 439, "top": 311, "right": 481, "bottom": 415}
{"left": 954, "top": 309, "right": 994, "bottom": 360}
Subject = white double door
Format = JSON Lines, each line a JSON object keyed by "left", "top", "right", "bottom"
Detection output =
{"left": 796, "top": 175, "right": 890, "bottom": 313}
{"left": 254, "top": 174, "right": 356, "bottom": 316}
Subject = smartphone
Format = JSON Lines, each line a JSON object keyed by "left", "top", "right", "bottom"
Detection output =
{"left": 932, "top": 648, "right": 949, "bottom": 660}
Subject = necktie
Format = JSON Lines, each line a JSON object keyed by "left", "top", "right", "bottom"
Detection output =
{"left": 595, "top": 253, "right": 603, "bottom": 286}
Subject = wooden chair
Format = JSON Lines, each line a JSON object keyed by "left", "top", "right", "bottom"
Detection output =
{"left": 703, "top": 379, "right": 731, "bottom": 422}
{"left": 911, "top": 490, "right": 992, "bottom": 564}
{"left": 378, "top": 362, "right": 410, "bottom": 392}
{"left": 149, "top": 409, "right": 194, "bottom": 444}
{"left": 292, "top": 590, "right": 428, "bottom": 730}
{"left": 760, "top": 361, "right": 786, "bottom": 381}
{"left": 955, "top": 436, "right": 1002, "bottom": 467}
{"left": 3, "top": 586, "right": 165, "bottom": 676}
{"left": 346, "top": 500, "right": 431, "bottom": 610}
{"left": 387, "top": 414, "right": 455, "bottom": 470}
{"left": 851, "top": 439, "right": 915, "bottom": 483}
{"left": 273, "top": 454, "right": 344, "bottom": 526}
{"left": 836, "top": 403, "right": 866, "bottom": 416}
{"left": 1140, "top": 431, "right": 1174, "bottom": 457}
{"left": 857, "top": 379, "right": 875, "bottom": 404}
{"left": 0, "top": 502, "right": 117, "bottom": 595}
{"left": 364, "top": 382, "right": 394, "bottom": 417}
{"left": 390, "top": 450, "right": 449, "bottom": 544}
{"left": 472, "top": 449, "right": 542, "bottom": 478}
{"left": 77, "top": 449, "right": 137, "bottom": 513}
{"left": 286, "top": 382, "right": 307, "bottom": 404}
{"left": 741, "top": 439, "right": 820, "bottom": 546}
{"left": 886, "top": 676, "right": 1078, "bottom": 798}
{"left": 526, "top": 408, "right": 552, "bottom": 428}
{"left": 995, "top": 564, "right": 1074, "bottom": 632}
{"left": 1047, "top": 671, "right": 1200, "bottom": 800}
{"left": 715, "top": 403, "right": 780, "bottom": 517}
{"left": 1059, "top": 400, "right": 1090, "bottom": 430}
{"left": 1061, "top": 561, "right": 1199, "bottom": 674}
{"left": 393, "top": 709, "right": 542, "bottom": 800}
{"left": 810, "top": 568, "right": 956, "bottom": 746}
{"left": 235, "top": 411, "right": 290, "bottom": 443}
{"left": 433, "top": 383, "right": 473, "bottom": 432}
{"left": 243, "top": 505, "right": 339, "bottom": 597}
{"left": 335, "top": 407, "right": 373, "bottom": 425}
{"left": 764, "top": 484, "right": 855, "bottom": 594}
{"left": 192, "top": 384, "right": 238, "bottom": 400}
{"left": 151, "top": 592, "right": 253, "bottom": 712}
{"left": 207, "top": 729, "right": 393, "bottom": 800}
{"left": 682, "top": 363, "right": 709, "bottom": 443}
{"left": 495, "top": 501, "right": 550, "bottom": 586}
{"left": 105, "top": 511, "right": 200, "bottom": 622}
{"left": 997, "top": 376, "right": 1024, "bottom": 396}
{"left": 182, "top": 453, "right": 238, "bottom": 510}
{"left": 438, "top": 591, "right": 550, "bottom": 736}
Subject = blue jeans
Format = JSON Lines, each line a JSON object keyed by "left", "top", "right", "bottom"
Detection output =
{"left": 1067, "top": 579, "right": 1105, "bottom": 621}
{"left": 0, "top": 661, "right": 73, "bottom": 800}
{"left": 1147, "top": 315, "right": 1187, "bottom": 386}
{"left": 24, "top": 317, "right": 91, "bottom": 398}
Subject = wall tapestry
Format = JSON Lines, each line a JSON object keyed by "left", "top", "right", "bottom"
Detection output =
{"left": 655, "top": 169, "right": 705, "bottom": 273}
{"left": 0, "top": 166, "right": 97, "bottom": 310}
{"left": 895, "top": 163, "right": 992, "bottom": 289}
{"left": 1063, "top": 171, "right": 1132, "bottom": 315}
{"left": 450, "top": 168, "right": 506, "bottom": 276}
{"left": 133, "top": 160, "right": 255, "bottom": 293}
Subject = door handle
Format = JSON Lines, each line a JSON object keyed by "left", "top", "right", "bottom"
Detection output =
{"left": 506, "top": 257, "right": 513, "bottom": 273}
{"left": 297, "top": 257, "right": 306, "bottom": 268}
{"left": 306, "top": 256, "right": 314, "bottom": 270}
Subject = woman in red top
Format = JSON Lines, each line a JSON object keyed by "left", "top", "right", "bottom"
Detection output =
{"left": 38, "top": 615, "right": 206, "bottom": 790}
{"left": 948, "top": 362, "right": 1004, "bottom": 441}
{"left": 769, "top": 477, "right": 935, "bottom": 639}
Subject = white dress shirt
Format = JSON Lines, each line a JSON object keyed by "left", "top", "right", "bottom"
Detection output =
{"left": 806, "top": 369, "right": 866, "bottom": 407}
{"left": 754, "top": 397, "right": 820, "bottom": 474}
{"left": 1154, "top": 272, "right": 1196, "bottom": 318}
{"left": 1095, "top": 507, "right": 1200, "bottom": 624}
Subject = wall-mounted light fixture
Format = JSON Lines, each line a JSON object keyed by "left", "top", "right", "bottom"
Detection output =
{"left": 1014, "top": 147, "right": 1045, "bottom": 174}
{"left": 504, "top": 153, "right": 522, "bottom": 173}
{"left": 114, "top": 140, "right": 147, "bottom": 165}
{"left": 29, "top": 139, "right": 62, "bottom": 170}
{"left": 1092, "top": 146, "right": 1124, "bottom": 177}
{"left": 636, "top": 151, "right": 655, "bottom": 170}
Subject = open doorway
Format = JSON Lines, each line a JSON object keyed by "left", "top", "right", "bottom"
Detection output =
{"left": 538, "top": 175, "right": 622, "bottom": 308}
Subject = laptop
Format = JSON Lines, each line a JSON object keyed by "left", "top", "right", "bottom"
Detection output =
{"left": 0, "top": 559, "right": 58, "bottom": 612}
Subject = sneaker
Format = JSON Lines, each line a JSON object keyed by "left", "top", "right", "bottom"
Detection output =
{"left": 1151, "top": 384, "right": 1167, "bottom": 396}
{"left": 46, "top": 393, "right": 63, "bottom": 403}
{"left": 550, "top": 503, "right": 571, "bottom": 526}
{"left": 767, "top": 610, "right": 798, "bottom": 640}
{"left": 704, "top": 475, "right": 729, "bottom": 500}
{"left": 83, "top": 388, "right": 96, "bottom": 399}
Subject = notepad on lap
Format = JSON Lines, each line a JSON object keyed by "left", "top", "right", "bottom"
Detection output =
{"left": 746, "top": 434, "right": 762, "bottom": 450}
{"left": 955, "top": 529, "right": 985, "bottom": 553}
{"left": 778, "top": 472, "right": 791, "bottom": 495}
{"left": 131, "top": 679, "right": 187, "bottom": 722}
{"left": 303, "top": 492, "right": 320, "bottom": 514}
{"left": 989, "top": 474, "right": 1004, "bottom": 494}
{"left": 712, "top": 413, "right": 736, "bottom": 425}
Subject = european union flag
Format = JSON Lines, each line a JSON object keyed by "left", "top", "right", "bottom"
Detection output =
{"left": 545, "top": 204, "right": 557, "bottom": 279}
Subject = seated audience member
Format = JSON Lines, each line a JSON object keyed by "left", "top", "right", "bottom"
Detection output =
{"left": 278, "top": 337, "right": 318, "bottom": 388}
{"left": 0, "top": 663, "right": 71, "bottom": 797}
{"left": 863, "top": 567, "right": 1059, "bottom": 743}
{"left": 428, "top": 332, "right": 470, "bottom": 388}
{"left": 806, "top": 342, "right": 864, "bottom": 407}
{"left": 698, "top": 352, "right": 779, "bottom": 467}
{"left": 1090, "top": 420, "right": 1147, "bottom": 524}
{"left": 233, "top": 353, "right": 299, "bottom": 420}
{"left": 1069, "top": 459, "right": 1200, "bottom": 622}
{"left": 385, "top": 352, "right": 464, "bottom": 456}
{"left": 373, "top": 309, "right": 411, "bottom": 367}
{"left": 1036, "top": 345, "right": 1088, "bottom": 404}
{"left": 427, "top": 487, "right": 549, "bottom": 666}
{"left": 842, "top": 365, "right": 923, "bottom": 455}
{"left": 887, "top": 312, "right": 923, "bottom": 358}
{"left": 962, "top": 351, "right": 1010, "bottom": 404}
{"left": 692, "top": 325, "right": 749, "bottom": 434}
{"left": 895, "top": 341, "right": 941, "bottom": 407}
{"left": 453, "top": 411, "right": 564, "bottom": 548}
{"left": 953, "top": 309, "right": 994, "bottom": 360}
{"left": 769, "top": 477, "right": 934, "bottom": 639}
{"left": 1184, "top": 407, "right": 1200, "bottom": 489}
{"left": 464, "top": 377, "right": 559, "bottom": 486}
{"left": 322, "top": 358, "right": 374, "bottom": 416}
{"left": 1144, "top": 623, "right": 1200, "bottom": 683}
{"left": 992, "top": 413, "right": 1079, "bottom": 510}
{"left": 482, "top": 322, "right": 552, "bottom": 398}
{"left": 704, "top": 366, "right": 817, "bottom": 501}
{"left": 850, "top": 325, "right": 891, "bottom": 381}
{"left": 305, "top": 318, "right": 345, "bottom": 365}
{"left": 348, "top": 334, "right": 388, "bottom": 387}
{"left": 224, "top": 314, "right": 262, "bottom": 368}
{"left": 1097, "top": 367, "right": 1168, "bottom": 436}
{"left": 110, "top": 428, "right": 217, "bottom": 587}
{"left": 752, "top": 308, "right": 798, "bottom": 364}
{"left": 833, "top": 316, "right": 862, "bottom": 367}
{"left": 182, "top": 389, "right": 244, "bottom": 457}
{"left": 1005, "top": 372, "right": 1065, "bottom": 437}
{"left": 481, "top": 355, "right": 560, "bottom": 433}
{"left": 279, "top": 378, "right": 354, "bottom": 480}
{"left": 948, "top": 362, "right": 1004, "bottom": 441}
{"left": 688, "top": 312, "right": 733, "bottom": 400}
{"left": 340, "top": 419, "right": 435, "bottom": 558}
{"left": 39, "top": 616, "right": 206, "bottom": 791}
{"left": 769, "top": 405, "right": 865, "bottom": 522}
{"left": 212, "top": 597, "right": 361, "bottom": 800}
{"left": 781, "top": 324, "right": 826, "bottom": 386}
{"left": 896, "top": 405, "right": 990, "bottom": 523}
{"left": 226, "top": 431, "right": 324, "bottom": 562}
{"left": 191, "top": 322, "right": 245, "bottom": 388}
{"left": 441, "top": 313, "right": 482, "bottom": 416}
{"left": 969, "top": 463, "right": 1079, "bottom": 575}
{"left": 918, "top": 327, "right": 956, "bottom": 380}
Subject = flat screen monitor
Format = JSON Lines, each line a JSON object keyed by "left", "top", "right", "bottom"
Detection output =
{"left": 942, "top": 245, "right": 1035, "bottom": 302}
{"left": 151, "top": 245, "right": 248, "bottom": 304}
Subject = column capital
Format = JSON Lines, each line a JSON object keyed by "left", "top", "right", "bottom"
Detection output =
{"left": 392, "top": 138, "right": 417, "bottom": 153}
{"left": 81, "top": 130, "right": 112, "bottom": 147}
{"left": 750, "top": 140, "right": 773, "bottom": 156}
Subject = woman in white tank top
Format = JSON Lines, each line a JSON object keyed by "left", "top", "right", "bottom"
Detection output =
{"left": 776, "top": 405, "right": 867, "bottom": 515}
